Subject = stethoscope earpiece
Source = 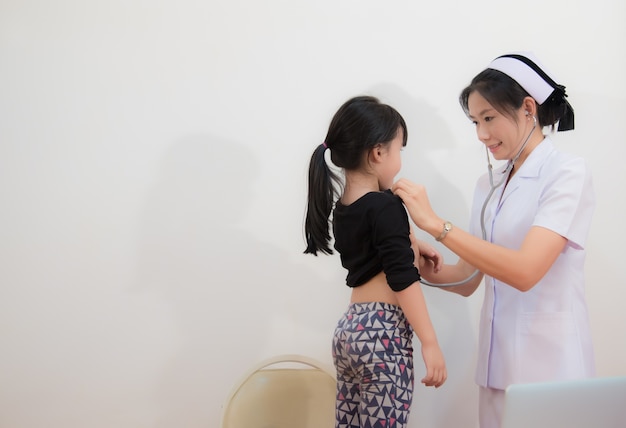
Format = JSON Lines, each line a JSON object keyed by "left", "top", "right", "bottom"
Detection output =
{"left": 525, "top": 111, "right": 538, "bottom": 126}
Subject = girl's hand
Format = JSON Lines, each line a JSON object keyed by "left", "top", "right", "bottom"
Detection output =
{"left": 420, "top": 342, "right": 447, "bottom": 388}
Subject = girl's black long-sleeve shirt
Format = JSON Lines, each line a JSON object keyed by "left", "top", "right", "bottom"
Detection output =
{"left": 333, "top": 190, "right": 420, "bottom": 292}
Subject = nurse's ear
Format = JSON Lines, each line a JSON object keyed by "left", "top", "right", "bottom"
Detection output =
{"left": 522, "top": 97, "right": 537, "bottom": 119}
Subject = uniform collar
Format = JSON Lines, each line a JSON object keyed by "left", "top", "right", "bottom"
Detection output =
{"left": 515, "top": 136, "right": 554, "bottom": 178}
{"left": 495, "top": 136, "right": 554, "bottom": 178}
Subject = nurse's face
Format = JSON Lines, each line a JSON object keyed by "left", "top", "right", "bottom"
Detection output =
{"left": 467, "top": 91, "right": 530, "bottom": 161}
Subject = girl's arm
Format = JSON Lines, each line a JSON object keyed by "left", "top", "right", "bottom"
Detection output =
{"left": 393, "top": 179, "right": 567, "bottom": 292}
{"left": 395, "top": 283, "right": 447, "bottom": 388}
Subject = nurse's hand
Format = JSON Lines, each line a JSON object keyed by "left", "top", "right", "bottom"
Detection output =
{"left": 416, "top": 238, "right": 443, "bottom": 274}
{"left": 392, "top": 178, "right": 439, "bottom": 233}
{"left": 409, "top": 227, "right": 443, "bottom": 273}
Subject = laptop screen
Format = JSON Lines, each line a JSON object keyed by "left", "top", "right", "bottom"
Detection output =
{"left": 501, "top": 376, "right": 626, "bottom": 428}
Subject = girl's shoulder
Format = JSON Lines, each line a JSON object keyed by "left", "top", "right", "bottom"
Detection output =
{"left": 335, "top": 190, "right": 404, "bottom": 220}
{"left": 338, "top": 189, "right": 399, "bottom": 207}
{"left": 357, "top": 189, "right": 402, "bottom": 210}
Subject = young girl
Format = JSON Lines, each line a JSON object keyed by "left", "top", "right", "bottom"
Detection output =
{"left": 393, "top": 53, "right": 595, "bottom": 428}
{"left": 304, "top": 96, "right": 447, "bottom": 428}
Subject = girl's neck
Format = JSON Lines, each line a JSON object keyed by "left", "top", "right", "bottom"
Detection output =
{"left": 341, "top": 171, "right": 380, "bottom": 205}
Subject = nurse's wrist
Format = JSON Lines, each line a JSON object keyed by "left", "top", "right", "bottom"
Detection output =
{"left": 435, "top": 221, "right": 453, "bottom": 242}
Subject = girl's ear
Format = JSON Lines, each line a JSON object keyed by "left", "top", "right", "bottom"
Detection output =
{"left": 369, "top": 144, "right": 385, "bottom": 163}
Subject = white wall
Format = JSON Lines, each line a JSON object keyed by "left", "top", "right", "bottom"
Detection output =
{"left": 1, "top": 1, "right": 624, "bottom": 427}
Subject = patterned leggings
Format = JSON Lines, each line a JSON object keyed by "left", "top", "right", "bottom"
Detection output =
{"left": 332, "top": 302, "right": 414, "bottom": 428}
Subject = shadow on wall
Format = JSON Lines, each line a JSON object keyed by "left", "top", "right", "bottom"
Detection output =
{"left": 369, "top": 83, "right": 480, "bottom": 427}
{"left": 135, "top": 134, "right": 341, "bottom": 428}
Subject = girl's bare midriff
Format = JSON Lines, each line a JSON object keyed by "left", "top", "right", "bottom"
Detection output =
{"left": 350, "top": 271, "right": 402, "bottom": 306}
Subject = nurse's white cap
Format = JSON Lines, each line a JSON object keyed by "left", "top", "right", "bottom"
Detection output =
{"left": 488, "top": 52, "right": 558, "bottom": 104}
{"left": 487, "top": 52, "right": 574, "bottom": 131}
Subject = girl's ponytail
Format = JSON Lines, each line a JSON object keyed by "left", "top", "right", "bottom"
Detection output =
{"left": 304, "top": 143, "right": 340, "bottom": 255}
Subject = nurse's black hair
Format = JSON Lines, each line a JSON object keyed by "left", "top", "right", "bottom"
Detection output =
{"left": 459, "top": 69, "right": 568, "bottom": 131}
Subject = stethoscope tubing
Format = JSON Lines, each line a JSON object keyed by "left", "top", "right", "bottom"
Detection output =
{"left": 419, "top": 116, "right": 537, "bottom": 287}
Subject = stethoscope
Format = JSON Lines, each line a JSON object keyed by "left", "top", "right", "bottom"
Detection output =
{"left": 419, "top": 115, "right": 538, "bottom": 287}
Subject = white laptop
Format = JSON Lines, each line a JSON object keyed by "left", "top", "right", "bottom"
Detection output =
{"left": 501, "top": 376, "right": 626, "bottom": 428}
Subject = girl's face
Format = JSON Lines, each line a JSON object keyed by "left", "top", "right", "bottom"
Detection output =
{"left": 467, "top": 91, "right": 531, "bottom": 161}
{"left": 377, "top": 128, "right": 405, "bottom": 190}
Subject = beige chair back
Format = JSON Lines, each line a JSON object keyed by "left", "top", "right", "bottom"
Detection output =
{"left": 221, "top": 354, "right": 336, "bottom": 428}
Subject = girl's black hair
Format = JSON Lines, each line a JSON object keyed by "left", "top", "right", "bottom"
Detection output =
{"left": 459, "top": 68, "right": 567, "bottom": 131}
{"left": 304, "top": 95, "right": 407, "bottom": 255}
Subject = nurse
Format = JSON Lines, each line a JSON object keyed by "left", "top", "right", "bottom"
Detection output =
{"left": 393, "top": 53, "right": 595, "bottom": 428}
